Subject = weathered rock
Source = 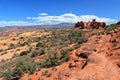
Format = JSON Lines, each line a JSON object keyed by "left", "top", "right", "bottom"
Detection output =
{"left": 75, "top": 19, "right": 106, "bottom": 29}
{"left": 117, "top": 21, "right": 120, "bottom": 25}
{"left": 75, "top": 52, "right": 88, "bottom": 58}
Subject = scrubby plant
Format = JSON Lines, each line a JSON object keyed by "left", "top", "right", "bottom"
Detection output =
{"left": 41, "top": 70, "right": 52, "bottom": 77}
{"left": 2, "top": 56, "right": 38, "bottom": 80}
{"left": 2, "top": 69, "right": 14, "bottom": 80}
{"left": 38, "top": 49, "right": 70, "bottom": 68}
{"left": 16, "top": 56, "right": 38, "bottom": 74}
{"left": 31, "top": 48, "right": 45, "bottom": 57}
{"left": 20, "top": 50, "right": 30, "bottom": 56}
{"left": 21, "top": 41, "right": 28, "bottom": 46}
{"left": 41, "top": 70, "right": 48, "bottom": 76}
{"left": 33, "top": 37, "right": 41, "bottom": 42}
{"left": 8, "top": 43, "right": 15, "bottom": 49}
{"left": 2, "top": 68, "right": 23, "bottom": 80}
{"left": 36, "top": 42, "right": 45, "bottom": 48}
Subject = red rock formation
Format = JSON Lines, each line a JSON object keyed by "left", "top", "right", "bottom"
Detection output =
{"left": 117, "top": 21, "right": 120, "bottom": 25}
{"left": 75, "top": 19, "right": 106, "bottom": 29}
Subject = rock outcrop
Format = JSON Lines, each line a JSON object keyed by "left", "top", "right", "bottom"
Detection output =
{"left": 117, "top": 21, "right": 120, "bottom": 25}
{"left": 75, "top": 19, "right": 106, "bottom": 29}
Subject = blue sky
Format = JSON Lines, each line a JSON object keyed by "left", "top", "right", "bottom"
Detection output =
{"left": 0, "top": 0, "right": 119, "bottom": 27}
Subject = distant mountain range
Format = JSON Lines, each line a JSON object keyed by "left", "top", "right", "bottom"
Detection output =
{"left": 4, "top": 23, "right": 75, "bottom": 28}
{"left": 52, "top": 23, "right": 75, "bottom": 27}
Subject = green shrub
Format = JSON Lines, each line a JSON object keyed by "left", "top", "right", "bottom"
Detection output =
{"left": 2, "top": 69, "right": 14, "bottom": 80}
{"left": 33, "top": 37, "right": 41, "bottom": 42}
{"left": 31, "top": 48, "right": 45, "bottom": 57}
{"left": 36, "top": 42, "right": 45, "bottom": 48}
{"left": 21, "top": 41, "right": 28, "bottom": 46}
{"left": 41, "top": 70, "right": 52, "bottom": 77}
{"left": 60, "top": 49, "right": 70, "bottom": 62}
{"left": 2, "top": 69, "right": 22, "bottom": 80}
{"left": 78, "top": 37, "right": 88, "bottom": 44}
{"left": 8, "top": 43, "right": 15, "bottom": 49}
{"left": 42, "top": 70, "right": 48, "bottom": 76}
{"left": 39, "top": 49, "right": 70, "bottom": 68}
{"left": 39, "top": 48, "right": 45, "bottom": 55}
{"left": 20, "top": 50, "right": 29, "bottom": 56}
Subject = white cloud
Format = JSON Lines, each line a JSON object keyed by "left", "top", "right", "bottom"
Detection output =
{"left": 28, "top": 13, "right": 117, "bottom": 25}
{"left": 0, "top": 21, "right": 34, "bottom": 27}
{"left": 0, "top": 13, "right": 117, "bottom": 27}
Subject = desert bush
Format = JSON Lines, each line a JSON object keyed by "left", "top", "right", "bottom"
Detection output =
{"left": 2, "top": 69, "right": 14, "bottom": 80}
{"left": 8, "top": 43, "right": 15, "bottom": 49}
{"left": 39, "top": 48, "right": 45, "bottom": 55}
{"left": 39, "top": 49, "right": 70, "bottom": 68}
{"left": 20, "top": 50, "right": 30, "bottom": 56}
{"left": 41, "top": 70, "right": 52, "bottom": 77}
{"left": 16, "top": 56, "right": 38, "bottom": 74}
{"left": 2, "top": 56, "right": 39, "bottom": 80}
{"left": 60, "top": 49, "right": 70, "bottom": 62}
{"left": 36, "top": 42, "right": 45, "bottom": 48}
{"left": 99, "top": 24, "right": 119, "bottom": 35}
{"left": 68, "top": 31, "right": 88, "bottom": 44}
{"left": 21, "top": 41, "right": 28, "bottom": 46}
{"left": 41, "top": 70, "right": 48, "bottom": 76}
{"left": 0, "top": 72, "right": 3, "bottom": 77}
{"left": 59, "top": 42, "right": 68, "bottom": 48}
{"left": 2, "top": 69, "right": 22, "bottom": 80}
{"left": 77, "top": 37, "right": 88, "bottom": 44}
{"left": 31, "top": 48, "right": 45, "bottom": 57}
{"left": 104, "top": 26, "right": 116, "bottom": 34}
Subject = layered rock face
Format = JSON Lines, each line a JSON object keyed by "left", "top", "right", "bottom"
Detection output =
{"left": 75, "top": 19, "right": 106, "bottom": 29}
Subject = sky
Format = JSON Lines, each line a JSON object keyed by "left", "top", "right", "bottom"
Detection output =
{"left": 0, "top": 0, "right": 119, "bottom": 27}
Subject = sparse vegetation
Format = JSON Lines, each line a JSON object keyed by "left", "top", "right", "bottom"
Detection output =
{"left": 36, "top": 42, "right": 46, "bottom": 48}
{"left": 0, "top": 28, "right": 90, "bottom": 80}
{"left": 31, "top": 48, "right": 45, "bottom": 57}
{"left": 98, "top": 23, "right": 120, "bottom": 35}
{"left": 1, "top": 56, "right": 38, "bottom": 80}
{"left": 41, "top": 70, "right": 52, "bottom": 77}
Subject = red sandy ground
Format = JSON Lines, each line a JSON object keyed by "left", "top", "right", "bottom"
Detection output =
{"left": 22, "top": 28, "right": 120, "bottom": 80}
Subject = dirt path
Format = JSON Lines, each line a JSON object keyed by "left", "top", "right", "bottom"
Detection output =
{"left": 68, "top": 34, "right": 120, "bottom": 80}
{"left": 68, "top": 49, "right": 120, "bottom": 80}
